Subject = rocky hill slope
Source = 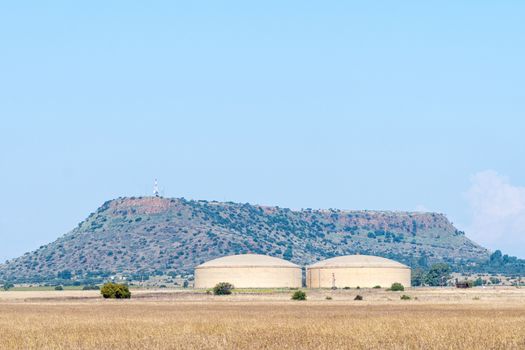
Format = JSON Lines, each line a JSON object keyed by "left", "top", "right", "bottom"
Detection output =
{"left": 0, "top": 197, "right": 489, "bottom": 281}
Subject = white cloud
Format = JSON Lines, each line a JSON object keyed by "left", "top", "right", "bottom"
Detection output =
{"left": 465, "top": 170, "right": 525, "bottom": 257}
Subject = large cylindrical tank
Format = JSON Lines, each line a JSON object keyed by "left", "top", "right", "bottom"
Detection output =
{"left": 194, "top": 254, "right": 302, "bottom": 289}
{"left": 307, "top": 255, "right": 411, "bottom": 288}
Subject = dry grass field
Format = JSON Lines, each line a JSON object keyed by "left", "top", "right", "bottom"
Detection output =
{"left": 1, "top": 288, "right": 524, "bottom": 349}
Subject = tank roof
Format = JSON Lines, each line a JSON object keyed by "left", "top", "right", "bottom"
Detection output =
{"left": 308, "top": 255, "right": 409, "bottom": 269}
{"left": 196, "top": 254, "right": 300, "bottom": 269}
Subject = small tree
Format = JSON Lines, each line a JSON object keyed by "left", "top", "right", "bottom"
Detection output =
{"left": 424, "top": 263, "right": 451, "bottom": 286}
{"left": 213, "top": 282, "right": 234, "bottom": 295}
{"left": 389, "top": 282, "right": 405, "bottom": 291}
{"left": 2, "top": 282, "right": 14, "bottom": 291}
{"left": 490, "top": 277, "right": 501, "bottom": 285}
{"left": 291, "top": 290, "right": 306, "bottom": 301}
{"left": 100, "top": 282, "right": 131, "bottom": 299}
{"left": 411, "top": 268, "right": 425, "bottom": 286}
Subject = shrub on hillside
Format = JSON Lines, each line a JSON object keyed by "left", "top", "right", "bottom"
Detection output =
{"left": 354, "top": 295, "right": 363, "bottom": 301}
{"left": 100, "top": 282, "right": 131, "bottom": 299}
{"left": 54, "top": 285, "right": 64, "bottom": 291}
{"left": 373, "top": 285, "right": 381, "bottom": 289}
{"left": 213, "top": 282, "right": 234, "bottom": 295}
{"left": 389, "top": 282, "right": 405, "bottom": 292}
{"left": 291, "top": 290, "right": 306, "bottom": 301}
{"left": 400, "top": 294, "right": 411, "bottom": 300}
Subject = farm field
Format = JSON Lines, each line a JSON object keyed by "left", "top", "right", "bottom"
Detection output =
{"left": 1, "top": 288, "right": 524, "bottom": 349}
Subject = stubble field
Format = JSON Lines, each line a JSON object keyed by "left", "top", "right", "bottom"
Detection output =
{"left": 1, "top": 288, "right": 524, "bottom": 349}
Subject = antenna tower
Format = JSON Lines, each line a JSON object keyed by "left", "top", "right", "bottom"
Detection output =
{"left": 153, "top": 179, "right": 159, "bottom": 197}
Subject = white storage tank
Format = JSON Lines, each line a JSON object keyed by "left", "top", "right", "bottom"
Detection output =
{"left": 307, "top": 255, "right": 411, "bottom": 288}
{"left": 194, "top": 254, "right": 302, "bottom": 289}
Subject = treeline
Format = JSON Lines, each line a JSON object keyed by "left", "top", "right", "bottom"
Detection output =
{"left": 411, "top": 250, "right": 525, "bottom": 287}
{"left": 398, "top": 250, "right": 524, "bottom": 277}
{"left": 0, "top": 268, "right": 188, "bottom": 286}
{"left": 456, "top": 250, "right": 525, "bottom": 276}
{"left": 3, "top": 250, "right": 523, "bottom": 286}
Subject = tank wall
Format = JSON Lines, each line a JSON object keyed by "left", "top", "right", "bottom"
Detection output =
{"left": 194, "top": 267, "right": 302, "bottom": 288}
{"left": 306, "top": 267, "right": 411, "bottom": 288}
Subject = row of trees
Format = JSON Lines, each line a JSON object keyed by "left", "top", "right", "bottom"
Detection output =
{"left": 458, "top": 250, "right": 525, "bottom": 276}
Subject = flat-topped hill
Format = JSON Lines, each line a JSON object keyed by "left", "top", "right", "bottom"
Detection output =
{"left": 0, "top": 197, "right": 489, "bottom": 281}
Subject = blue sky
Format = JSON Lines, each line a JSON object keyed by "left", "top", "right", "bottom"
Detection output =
{"left": 1, "top": 1, "right": 524, "bottom": 262}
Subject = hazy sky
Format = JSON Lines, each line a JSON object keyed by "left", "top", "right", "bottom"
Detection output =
{"left": 1, "top": 1, "right": 524, "bottom": 262}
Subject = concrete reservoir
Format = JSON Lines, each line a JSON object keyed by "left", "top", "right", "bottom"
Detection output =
{"left": 194, "top": 254, "right": 302, "bottom": 289}
{"left": 306, "top": 254, "right": 411, "bottom": 288}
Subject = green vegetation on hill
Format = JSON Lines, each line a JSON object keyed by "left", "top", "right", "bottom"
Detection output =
{"left": 0, "top": 197, "right": 492, "bottom": 283}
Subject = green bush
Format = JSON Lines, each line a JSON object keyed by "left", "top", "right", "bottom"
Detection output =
{"left": 291, "top": 290, "right": 306, "bottom": 301}
{"left": 2, "top": 282, "right": 14, "bottom": 291}
{"left": 462, "top": 280, "right": 475, "bottom": 288}
{"left": 400, "top": 294, "right": 411, "bottom": 300}
{"left": 100, "top": 282, "right": 131, "bottom": 299}
{"left": 389, "top": 282, "right": 405, "bottom": 291}
{"left": 213, "top": 282, "right": 234, "bottom": 295}
{"left": 54, "top": 285, "right": 64, "bottom": 291}
{"left": 82, "top": 285, "right": 99, "bottom": 290}
{"left": 325, "top": 296, "right": 332, "bottom": 300}
{"left": 354, "top": 295, "right": 363, "bottom": 301}
{"left": 490, "top": 277, "right": 501, "bottom": 285}
{"left": 373, "top": 285, "right": 381, "bottom": 289}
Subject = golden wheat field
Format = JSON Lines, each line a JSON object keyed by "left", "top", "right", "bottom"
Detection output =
{"left": 1, "top": 288, "right": 525, "bottom": 350}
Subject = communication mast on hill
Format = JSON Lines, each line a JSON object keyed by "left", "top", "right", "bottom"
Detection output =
{"left": 153, "top": 179, "right": 160, "bottom": 197}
